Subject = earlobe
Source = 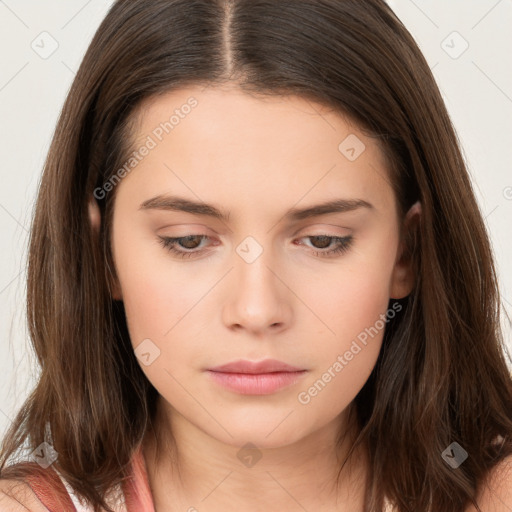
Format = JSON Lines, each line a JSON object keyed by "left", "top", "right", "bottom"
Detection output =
{"left": 390, "top": 201, "right": 422, "bottom": 299}
{"left": 88, "top": 197, "right": 123, "bottom": 301}
{"left": 88, "top": 197, "right": 101, "bottom": 234}
{"left": 110, "top": 274, "right": 124, "bottom": 302}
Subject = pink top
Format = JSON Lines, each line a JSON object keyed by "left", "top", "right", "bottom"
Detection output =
{"left": 25, "top": 443, "right": 155, "bottom": 511}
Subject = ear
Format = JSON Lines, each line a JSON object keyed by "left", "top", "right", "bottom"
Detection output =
{"left": 88, "top": 197, "right": 123, "bottom": 301}
{"left": 389, "top": 200, "right": 422, "bottom": 299}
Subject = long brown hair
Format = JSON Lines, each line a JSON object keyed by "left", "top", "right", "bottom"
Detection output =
{"left": 1, "top": 1, "right": 511, "bottom": 511}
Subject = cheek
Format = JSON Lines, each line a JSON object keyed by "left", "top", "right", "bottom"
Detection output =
{"left": 115, "top": 248, "right": 212, "bottom": 401}
{"left": 293, "top": 237, "right": 397, "bottom": 400}
{"left": 304, "top": 242, "right": 397, "bottom": 347}
{"left": 112, "top": 228, "right": 208, "bottom": 348}
{"left": 301, "top": 275, "right": 388, "bottom": 380}
{"left": 294, "top": 271, "right": 392, "bottom": 421}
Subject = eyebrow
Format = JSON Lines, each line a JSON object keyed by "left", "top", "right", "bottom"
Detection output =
{"left": 139, "top": 195, "right": 374, "bottom": 222}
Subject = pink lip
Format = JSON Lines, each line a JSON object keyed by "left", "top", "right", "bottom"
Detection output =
{"left": 206, "top": 359, "right": 307, "bottom": 395}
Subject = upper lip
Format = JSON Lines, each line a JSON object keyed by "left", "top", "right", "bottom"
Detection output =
{"left": 207, "top": 359, "right": 304, "bottom": 374}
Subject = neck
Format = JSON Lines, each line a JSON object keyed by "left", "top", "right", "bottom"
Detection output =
{"left": 142, "top": 398, "right": 368, "bottom": 512}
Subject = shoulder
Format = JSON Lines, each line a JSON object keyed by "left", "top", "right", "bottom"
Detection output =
{"left": 466, "top": 455, "right": 512, "bottom": 512}
{"left": 0, "top": 479, "right": 49, "bottom": 511}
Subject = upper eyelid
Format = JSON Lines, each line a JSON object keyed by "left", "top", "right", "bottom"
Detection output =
{"left": 158, "top": 224, "right": 352, "bottom": 237}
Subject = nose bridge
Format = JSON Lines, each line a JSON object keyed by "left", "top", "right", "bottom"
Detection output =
{"left": 222, "top": 234, "right": 291, "bottom": 332}
{"left": 234, "top": 234, "right": 280, "bottom": 299}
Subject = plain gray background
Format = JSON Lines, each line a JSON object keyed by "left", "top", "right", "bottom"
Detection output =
{"left": 1, "top": 0, "right": 511, "bottom": 438}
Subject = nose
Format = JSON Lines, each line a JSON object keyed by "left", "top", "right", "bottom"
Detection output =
{"left": 221, "top": 244, "right": 292, "bottom": 335}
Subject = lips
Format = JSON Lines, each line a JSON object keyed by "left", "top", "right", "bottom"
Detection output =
{"left": 206, "top": 359, "right": 307, "bottom": 395}
{"left": 208, "top": 359, "right": 304, "bottom": 374}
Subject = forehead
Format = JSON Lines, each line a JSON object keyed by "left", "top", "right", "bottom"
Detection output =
{"left": 132, "top": 84, "right": 370, "bottom": 152}
{"left": 117, "top": 85, "right": 397, "bottom": 220}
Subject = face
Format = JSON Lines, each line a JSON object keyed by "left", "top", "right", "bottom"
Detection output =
{"left": 103, "top": 84, "right": 416, "bottom": 449}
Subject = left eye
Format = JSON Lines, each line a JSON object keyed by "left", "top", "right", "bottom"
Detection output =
{"left": 157, "top": 234, "right": 354, "bottom": 259}
{"left": 158, "top": 235, "right": 210, "bottom": 259}
{"left": 297, "top": 235, "right": 353, "bottom": 256}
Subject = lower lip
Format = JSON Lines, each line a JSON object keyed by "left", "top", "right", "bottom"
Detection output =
{"left": 206, "top": 370, "right": 307, "bottom": 395}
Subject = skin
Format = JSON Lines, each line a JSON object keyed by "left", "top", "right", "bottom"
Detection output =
{"left": 90, "top": 84, "right": 421, "bottom": 511}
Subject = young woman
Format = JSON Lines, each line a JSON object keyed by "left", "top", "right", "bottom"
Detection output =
{"left": 1, "top": 1, "right": 511, "bottom": 511}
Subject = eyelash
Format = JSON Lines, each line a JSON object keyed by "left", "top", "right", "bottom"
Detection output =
{"left": 157, "top": 234, "right": 354, "bottom": 260}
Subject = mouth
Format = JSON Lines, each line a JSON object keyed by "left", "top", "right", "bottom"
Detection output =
{"left": 206, "top": 359, "right": 308, "bottom": 395}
